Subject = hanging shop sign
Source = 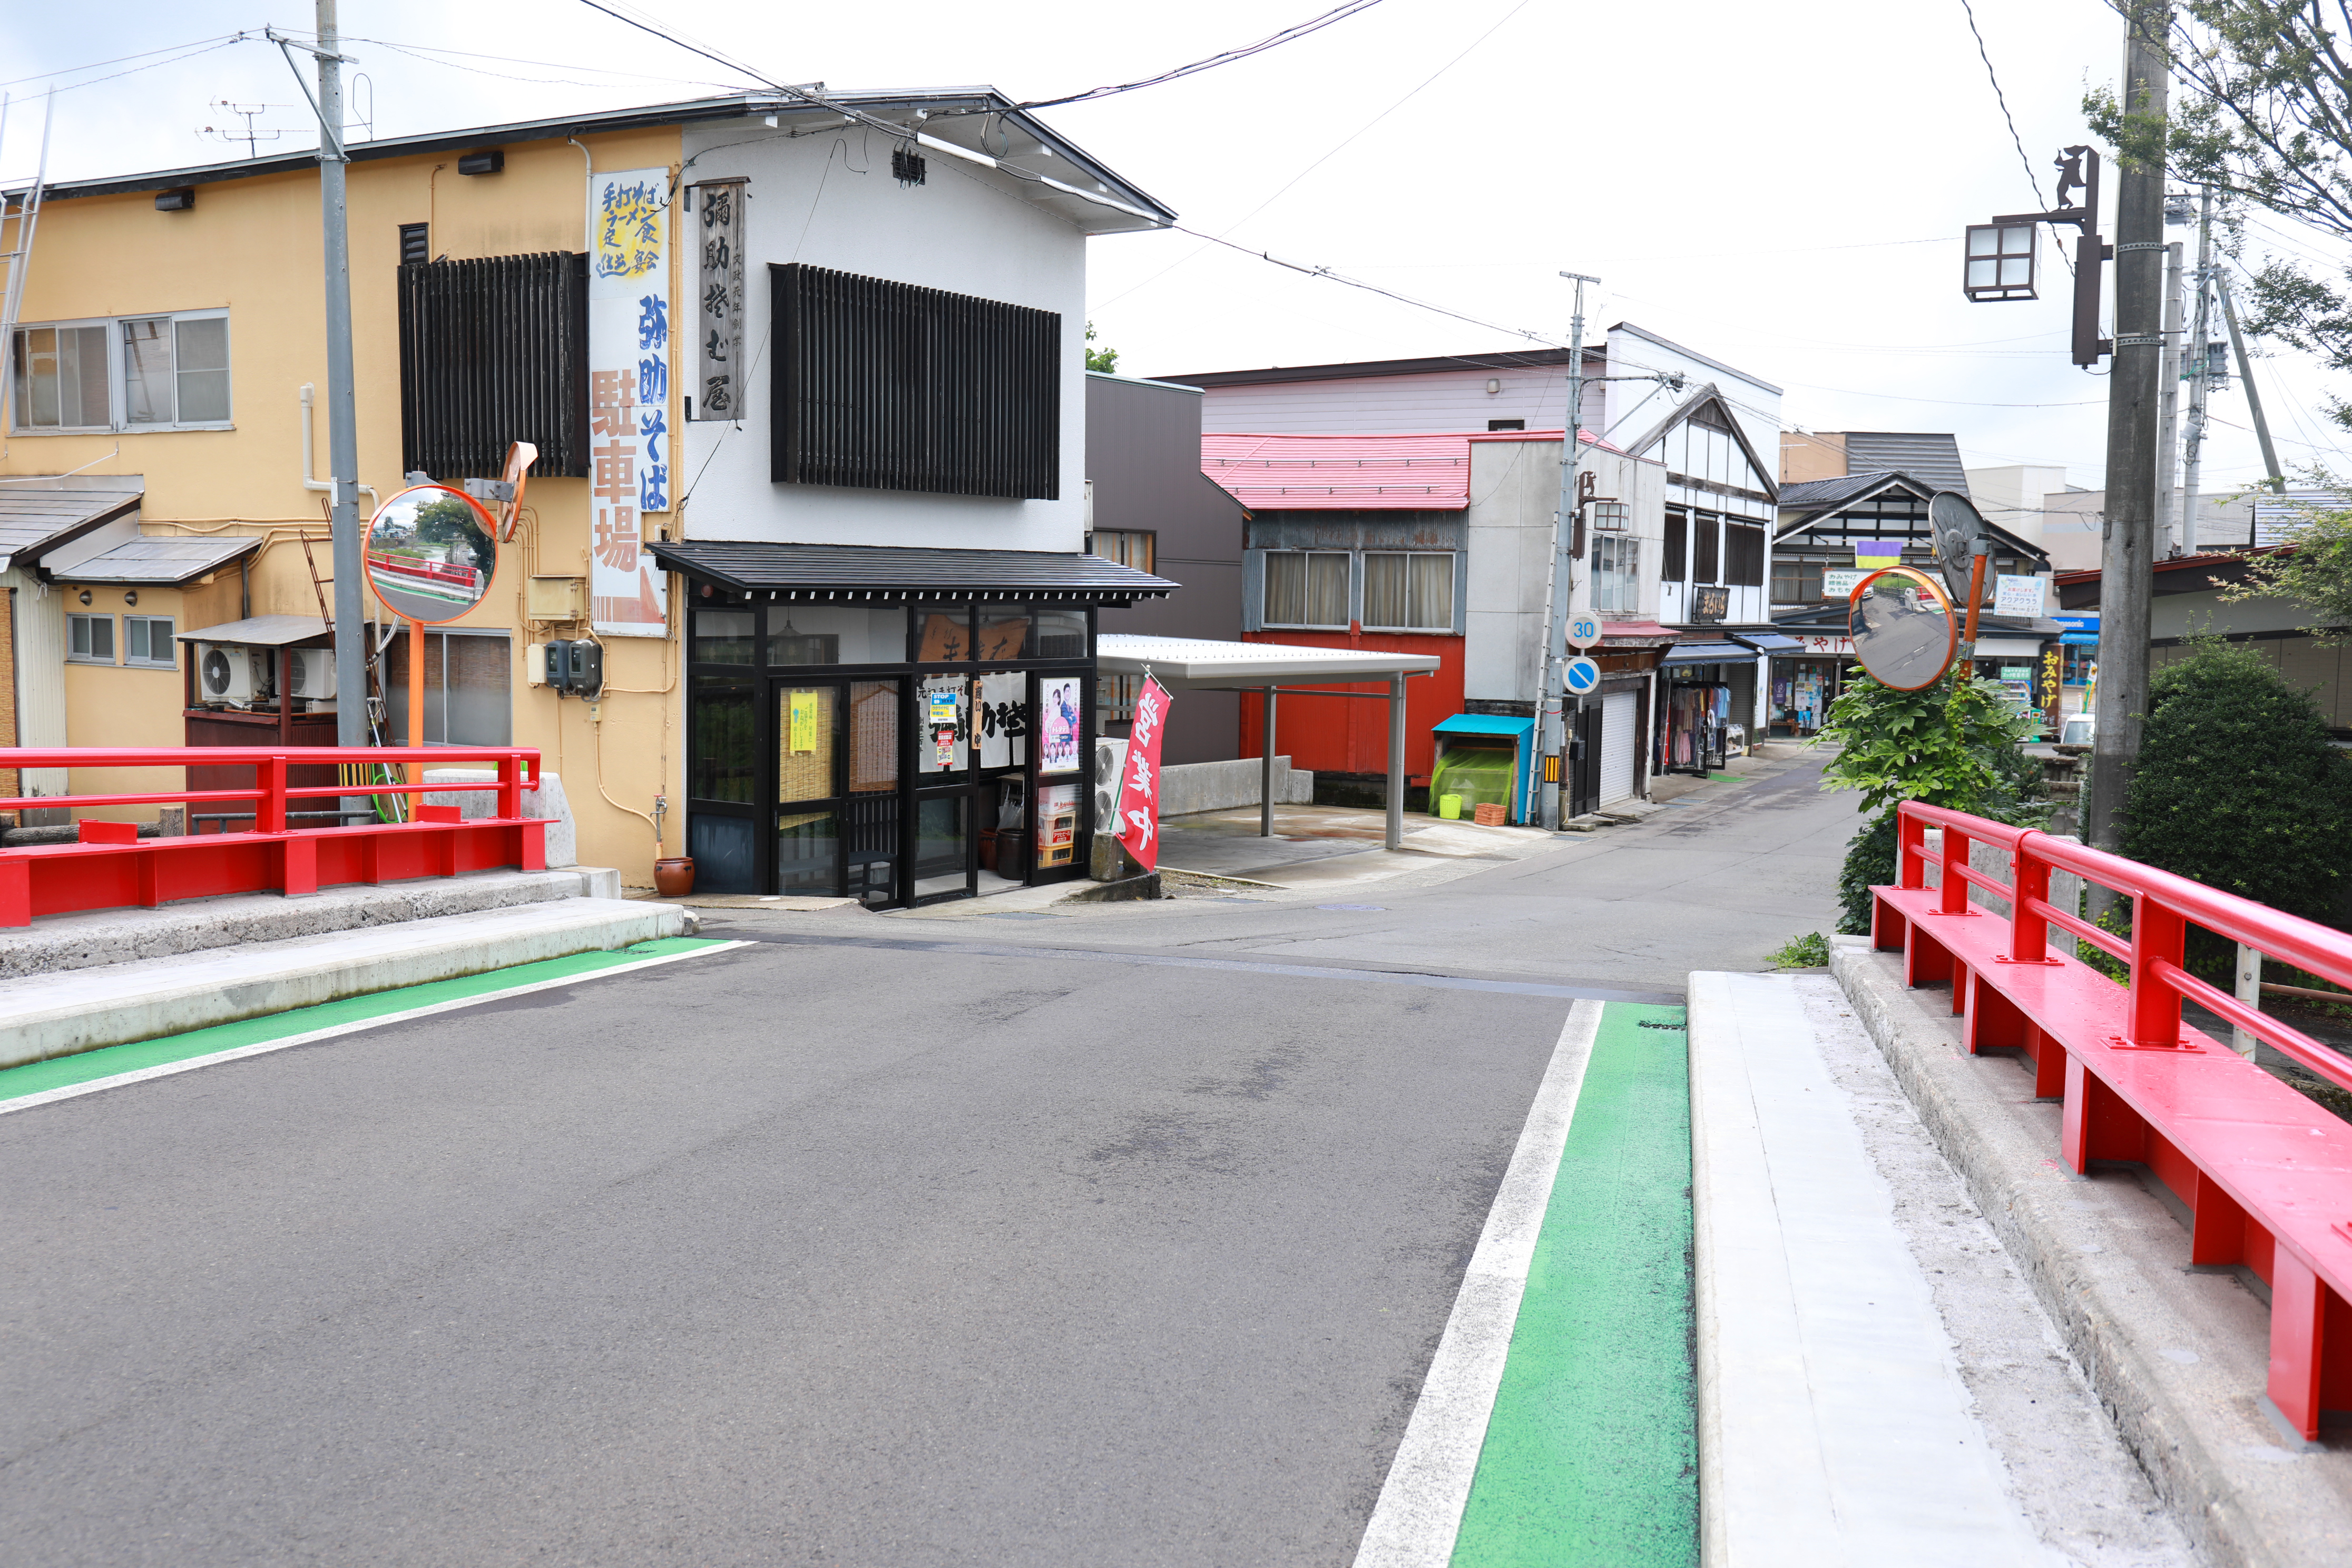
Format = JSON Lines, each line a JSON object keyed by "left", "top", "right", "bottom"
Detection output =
{"left": 1822, "top": 569, "right": 1865, "bottom": 599}
{"left": 1993, "top": 574, "right": 2047, "bottom": 617}
{"left": 589, "top": 166, "right": 672, "bottom": 638}
{"left": 1114, "top": 675, "right": 1174, "bottom": 872}
{"left": 688, "top": 178, "right": 746, "bottom": 422}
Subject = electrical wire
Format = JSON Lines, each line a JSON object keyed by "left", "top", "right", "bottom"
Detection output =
{"left": 998, "top": 1, "right": 1384, "bottom": 111}
{"left": 2, "top": 34, "right": 250, "bottom": 102}
{"left": 350, "top": 35, "right": 746, "bottom": 94}
{"left": 0, "top": 33, "right": 247, "bottom": 91}
{"left": 1092, "top": 0, "right": 1539, "bottom": 310}
{"left": 1164, "top": 226, "right": 1566, "bottom": 347}
{"left": 1956, "top": 0, "right": 2045, "bottom": 209}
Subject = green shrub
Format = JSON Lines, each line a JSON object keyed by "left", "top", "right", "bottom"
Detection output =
{"left": 1769, "top": 931, "right": 1834, "bottom": 968}
{"left": 2122, "top": 640, "right": 2352, "bottom": 939}
{"left": 1817, "top": 670, "right": 2042, "bottom": 934}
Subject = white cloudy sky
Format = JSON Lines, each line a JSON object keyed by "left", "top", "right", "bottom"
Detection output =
{"left": 5, "top": 0, "right": 2347, "bottom": 496}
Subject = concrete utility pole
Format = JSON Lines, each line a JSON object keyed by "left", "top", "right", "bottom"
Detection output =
{"left": 315, "top": 0, "right": 366, "bottom": 753}
{"left": 2219, "top": 272, "right": 2286, "bottom": 495}
{"left": 2178, "top": 182, "right": 2218, "bottom": 553}
{"left": 2085, "top": 1, "right": 2170, "bottom": 857}
{"left": 2155, "top": 236, "right": 2183, "bottom": 553}
{"left": 1538, "top": 271, "right": 1597, "bottom": 831}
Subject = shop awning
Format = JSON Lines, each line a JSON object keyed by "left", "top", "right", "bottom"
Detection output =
{"left": 173, "top": 614, "right": 332, "bottom": 647}
{"left": 1732, "top": 632, "right": 1804, "bottom": 654}
{"left": 0, "top": 488, "right": 142, "bottom": 574}
{"left": 1660, "top": 641, "right": 1755, "bottom": 668}
{"left": 1097, "top": 634, "right": 1443, "bottom": 850}
{"left": 1972, "top": 635, "right": 2046, "bottom": 658}
{"left": 646, "top": 540, "right": 1178, "bottom": 604}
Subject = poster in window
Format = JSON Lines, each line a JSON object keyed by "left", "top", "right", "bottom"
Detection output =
{"left": 589, "top": 167, "right": 672, "bottom": 638}
{"left": 978, "top": 672, "right": 1028, "bottom": 769}
{"left": 918, "top": 675, "right": 966, "bottom": 773}
{"left": 1038, "top": 675, "right": 1083, "bottom": 773}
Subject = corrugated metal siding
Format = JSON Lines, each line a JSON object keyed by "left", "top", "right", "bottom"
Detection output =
{"left": 770, "top": 264, "right": 1060, "bottom": 499}
{"left": 398, "top": 252, "right": 589, "bottom": 478}
{"left": 1840, "top": 433, "right": 1969, "bottom": 495}
{"left": 1204, "top": 433, "right": 1476, "bottom": 509}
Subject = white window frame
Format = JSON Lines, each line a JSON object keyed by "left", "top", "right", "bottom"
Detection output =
{"left": 1360, "top": 550, "right": 1457, "bottom": 632}
{"left": 125, "top": 614, "right": 178, "bottom": 669}
{"left": 7, "top": 309, "right": 233, "bottom": 434}
{"left": 1592, "top": 535, "right": 1642, "bottom": 615}
{"left": 67, "top": 612, "right": 116, "bottom": 664}
{"left": 1261, "top": 550, "right": 1351, "bottom": 630}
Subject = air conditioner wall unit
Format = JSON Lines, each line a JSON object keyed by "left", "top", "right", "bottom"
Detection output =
{"left": 196, "top": 643, "right": 258, "bottom": 704}
{"left": 284, "top": 647, "right": 336, "bottom": 700}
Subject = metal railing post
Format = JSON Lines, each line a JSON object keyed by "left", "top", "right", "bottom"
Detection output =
{"left": 497, "top": 751, "right": 523, "bottom": 821}
{"left": 1898, "top": 805, "right": 1927, "bottom": 888}
{"left": 1940, "top": 821, "right": 1972, "bottom": 915}
{"left": 2011, "top": 834, "right": 2050, "bottom": 963}
{"left": 2129, "top": 891, "right": 2187, "bottom": 1046}
{"left": 258, "top": 755, "right": 289, "bottom": 834}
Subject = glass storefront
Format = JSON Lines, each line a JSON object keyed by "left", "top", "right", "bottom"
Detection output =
{"left": 683, "top": 586, "right": 1097, "bottom": 906}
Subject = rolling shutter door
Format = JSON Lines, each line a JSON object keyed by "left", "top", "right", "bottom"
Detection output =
{"left": 1600, "top": 690, "right": 1637, "bottom": 805}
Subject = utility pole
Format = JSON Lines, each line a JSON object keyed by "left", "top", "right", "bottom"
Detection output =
{"left": 288, "top": 0, "right": 368, "bottom": 758}
{"left": 2155, "top": 235, "right": 2183, "bottom": 553}
{"left": 1538, "top": 271, "right": 1597, "bottom": 832}
{"left": 2178, "top": 183, "right": 2217, "bottom": 554}
{"left": 2085, "top": 0, "right": 2170, "bottom": 857}
{"left": 2219, "top": 272, "right": 2286, "bottom": 495}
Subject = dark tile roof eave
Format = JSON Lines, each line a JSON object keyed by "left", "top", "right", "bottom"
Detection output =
{"left": 15, "top": 89, "right": 1174, "bottom": 224}
{"left": 648, "top": 539, "right": 1179, "bottom": 597}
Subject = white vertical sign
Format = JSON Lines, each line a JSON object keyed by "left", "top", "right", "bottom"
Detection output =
{"left": 589, "top": 167, "right": 671, "bottom": 638}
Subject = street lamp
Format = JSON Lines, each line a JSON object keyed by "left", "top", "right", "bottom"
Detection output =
{"left": 1962, "top": 222, "right": 2039, "bottom": 301}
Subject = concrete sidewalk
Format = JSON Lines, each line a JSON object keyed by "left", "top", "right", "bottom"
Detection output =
{"left": 1688, "top": 971, "right": 2191, "bottom": 1567}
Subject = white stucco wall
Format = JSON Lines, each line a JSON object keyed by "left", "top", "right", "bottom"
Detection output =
{"left": 1192, "top": 358, "right": 1603, "bottom": 436}
{"left": 675, "top": 118, "right": 1091, "bottom": 553}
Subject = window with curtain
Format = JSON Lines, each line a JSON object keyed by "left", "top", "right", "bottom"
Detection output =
{"left": 1089, "top": 530, "right": 1155, "bottom": 574}
{"left": 1772, "top": 557, "right": 1824, "bottom": 603}
{"left": 1592, "top": 536, "right": 1641, "bottom": 614}
{"left": 1693, "top": 514, "right": 1721, "bottom": 584}
{"left": 1662, "top": 510, "right": 1688, "bottom": 583}
{"left": 1726, "top": 523, "right": 1766, "bottom": 587}
{"left": 1263, "top": 551, "right": 1348, "bottom": 627}
{"left": 1362, "top": 551, "right": 1454, "bottom": 631}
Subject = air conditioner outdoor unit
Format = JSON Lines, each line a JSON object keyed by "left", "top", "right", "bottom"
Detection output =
{"left": 283, "top": 647, "right": 336, "bottom": 700}
{"left": 197, "top": 643, "right": 263, "bottom": 704}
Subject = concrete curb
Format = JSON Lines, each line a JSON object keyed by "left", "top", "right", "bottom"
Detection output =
{"left": 2, "top": 898, "right": 687, "bottom": 1067}
{"left": 1830, "top": 941, "right": 2352, "bottom": 1568}
{"left": 0, "top": 869, "right": 599, "bottom": 979}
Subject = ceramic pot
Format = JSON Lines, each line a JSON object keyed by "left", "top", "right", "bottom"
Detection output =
{"left": 652, "top": 856, "right": 695, "bottom": 896}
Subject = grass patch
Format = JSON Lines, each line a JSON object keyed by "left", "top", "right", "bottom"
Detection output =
{"left": 1768, "top": 931, "right": 1832, "bottom": 969}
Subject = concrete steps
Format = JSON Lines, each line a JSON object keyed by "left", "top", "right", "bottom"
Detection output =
{"left": 2, "top": 895, "right": 685, "bottom": 1068}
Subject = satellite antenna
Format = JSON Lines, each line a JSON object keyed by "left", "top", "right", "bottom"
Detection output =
{"left": 1927, "top": 489, "right": 1993, "bottom": 655}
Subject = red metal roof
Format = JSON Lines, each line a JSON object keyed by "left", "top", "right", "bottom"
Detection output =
{"left": 1201, "top": 429, "right": 1620, "bottom": 511}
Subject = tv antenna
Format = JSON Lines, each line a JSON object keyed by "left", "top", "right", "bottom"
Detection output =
{"left": 202, "top": 101, "right": 295, "bottom": 158}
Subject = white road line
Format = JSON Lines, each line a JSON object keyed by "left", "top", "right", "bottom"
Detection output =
{"left": 1351, "top": 996, "right": 1605, "bottom": 1568}
{"left": 0, "top": 941, "right": 751, "bottom": 1117}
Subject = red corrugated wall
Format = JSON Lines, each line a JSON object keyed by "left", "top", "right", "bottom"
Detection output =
{"left": 1236, "top": 631, "right": 1466, "bottom": 779}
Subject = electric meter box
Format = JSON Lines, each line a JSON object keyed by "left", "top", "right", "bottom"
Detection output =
{"left": 527, "top": 575, "right": 586, "bottom": 621}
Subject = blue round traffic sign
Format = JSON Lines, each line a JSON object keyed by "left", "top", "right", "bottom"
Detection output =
{"left": 1563, "top": 656, "right": 1601, "bottom": 694}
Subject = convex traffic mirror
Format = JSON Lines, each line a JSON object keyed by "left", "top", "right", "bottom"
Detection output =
{"left": 1848, "top": 567, "right": 1957, "bottom": 691}
{"left": 365, "top": 485, "right": 499, "bottom": 624}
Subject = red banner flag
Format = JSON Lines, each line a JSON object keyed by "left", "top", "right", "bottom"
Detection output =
{"left": 1113, "top": 675, "right": 1173, "bottom": 872}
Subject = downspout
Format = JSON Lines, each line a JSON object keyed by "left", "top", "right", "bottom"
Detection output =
{"left": 300, "top": 384, "right": 376, "bottom": 507}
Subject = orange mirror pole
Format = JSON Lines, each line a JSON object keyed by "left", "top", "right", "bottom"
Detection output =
{"left": 408, "top": 616, "right": 425, "bottom": 791}
{"left": 1962, "top": 550, "right": 1988, "bottom": 650}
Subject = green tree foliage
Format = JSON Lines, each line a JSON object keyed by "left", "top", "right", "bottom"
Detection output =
{"left": 2122, "top": 639, "right": 2352, "bottom": 926}
{"left": 2083, "top": 4, "right": 2352, "bottom": 429}
{"left": 1816, "top": 670, "right": 2041, "bottom": 934}
{"left": 1084, "top": 320, "right": 1119, "bottom": 374}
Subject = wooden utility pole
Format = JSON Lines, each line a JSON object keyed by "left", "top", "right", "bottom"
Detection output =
{"left": 2085, "top": 2, "right": 2170, "bottom": 855}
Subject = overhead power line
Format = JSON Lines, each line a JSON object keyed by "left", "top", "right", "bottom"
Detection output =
{"left": 1956, "top": 0, "right": 2046, "bottom": 209}
{"left": 1007, "top": 1, "right": 1384, "bottom": 111}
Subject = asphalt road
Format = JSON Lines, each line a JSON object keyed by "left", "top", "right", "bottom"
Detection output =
{"left": 1, "top": 759, "right": 1856, "bottom": 1565}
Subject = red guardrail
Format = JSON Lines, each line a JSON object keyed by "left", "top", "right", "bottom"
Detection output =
{"left": 1877, "top": 800, "right": 2352, "bottom": 1439}
{"left": 0, "top": 747, "right": 550, "bottom": 926}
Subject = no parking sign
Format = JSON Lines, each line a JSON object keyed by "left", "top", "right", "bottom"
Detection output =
{"left": 1563, "top": 656, "right": 1601, "bottom": 696}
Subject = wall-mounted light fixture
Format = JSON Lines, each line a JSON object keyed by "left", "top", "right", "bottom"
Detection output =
{"left": 77, "top": 590, "right": 92, "bottom": 605}
{"left": 124, "top": 590, "right": 139, "bottom": 606}
{"left": 1485, "top": 379, "right": 1502, "bottom": 395}
{"left": 154, "top": 188, "right": 196, "bottom": 212}
{"left": 457, "top": 149, "right": 504, "bottom": 177}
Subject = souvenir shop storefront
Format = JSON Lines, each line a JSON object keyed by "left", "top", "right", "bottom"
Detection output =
{"left": 1655, "top": 640, "right": 1762, "bottom": 776}
{"left": 653, "top": 542, "right": 1174, "bottom": 908}
{"left": 1769, "top": 635, "right": 1855, "bottom": 738}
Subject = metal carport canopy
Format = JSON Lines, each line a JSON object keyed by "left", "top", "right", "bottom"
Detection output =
{"left": 1096, "top": 635, "right": 1443, "bottom": 851}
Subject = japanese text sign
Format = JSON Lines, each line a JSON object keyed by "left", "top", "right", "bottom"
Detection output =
{"left": 1114, "top": 676, "right": 1174, "bottom": 872}
{"left": 689, "top": 179, "right": 746, "bottom": 422}
{"left": 1993, "top": 574, "right": 2047, "bottom": 618}
{"left": 589, "top": 168, "right": 671, "bottom": 638}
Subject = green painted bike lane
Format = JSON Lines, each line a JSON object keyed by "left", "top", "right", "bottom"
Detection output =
{"left": 1453, "top": 1000, "right": 1697, "bottom": 1566}
{"left": 0, "top": 937, "right": 741, "bottom": 1110}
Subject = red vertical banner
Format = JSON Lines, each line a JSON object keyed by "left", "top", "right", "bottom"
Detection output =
{"left": 1114, "top": 675, "right": 1174, "bottom": 872}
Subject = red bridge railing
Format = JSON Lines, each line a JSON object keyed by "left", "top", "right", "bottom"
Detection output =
{"left": 1877, "top": 800, "right": 2352, "bottom": 1438}
{"left": 0, "top": 747, "right": 550, "bottom": 927}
